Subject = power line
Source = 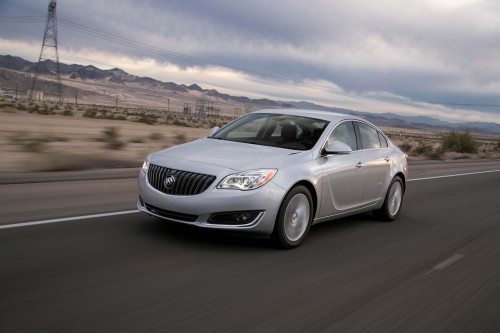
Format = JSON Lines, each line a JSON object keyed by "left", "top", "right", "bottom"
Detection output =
{"left": 57, "top": 19, "right": 301, "bottom": 84}
{"left": 55, "top": 18, "right": 412, "bottom": 103}
{"left": 2, "top": 16, "right": 500, "bottom": 109}
{"left": 56, "top": 20, "right": 500, "bottom": 108}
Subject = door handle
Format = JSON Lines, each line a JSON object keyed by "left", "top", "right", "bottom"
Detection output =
{"left": 384, "top": 156, "right": 390, "bottom": 162}
{"left": 356, "top": 162, "right": 364, "bottom": 169}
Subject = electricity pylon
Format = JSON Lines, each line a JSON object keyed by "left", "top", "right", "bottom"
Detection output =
{"left": 30, "top": 0, "right": 63, "bottom": 102}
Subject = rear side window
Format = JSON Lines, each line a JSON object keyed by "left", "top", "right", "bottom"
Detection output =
{"left": 357, "top": 122, "right": 381, "bottom": 149}
{"left": 378, "top": 132, "right": 388, "bottom": 148}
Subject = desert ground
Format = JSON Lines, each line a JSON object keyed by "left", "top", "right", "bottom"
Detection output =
{"left": 0, "top": 97, "right": 498, "bottom": 172}
{"left": 0, "top": 98, "right": 219, "bottom": 172}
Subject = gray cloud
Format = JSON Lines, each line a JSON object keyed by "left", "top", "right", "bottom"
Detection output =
{"left": 1, "top": 0, "right": 500, "bottom": 121}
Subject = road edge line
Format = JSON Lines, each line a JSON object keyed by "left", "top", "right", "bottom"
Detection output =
{"left": 408, "top": 169, "right": 500, "bottom": 182}
{"left": 0, "top": 210, "right": 140, "bottom": 230}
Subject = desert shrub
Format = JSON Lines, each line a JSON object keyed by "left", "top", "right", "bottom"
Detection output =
{"left": 29, "top": 105, "right": 39, "bottom": 113}
{"left": 61, "top": 109, "right": 73, "bottom": 116}
{"left": 16, "top": 104, "right": 27, "bottom": 111}
{"left": 36, "top": 108, "right": 52, "bottom": 115}
{"left": 427, "top": 150, "right": 443, "bottom": 160}
{"left": 102, "top": 126, "right": 125, "bottom": 150}
{"left": 83, "top": 110, "right": 97, "bottom": 118}
{"left": 148, "top": 132, "right": 164, "bottom": 141}
{"left": 136, "top": 115, "right": 157, "bottom": 125}
{"left": 100, "top": 112, "right": 116, "bottom": 120}
{"left": 174, "top": 132, "right": 187, "bottom": 145}
{"left": 8, "top": 132, "right": 51, "bottom": 153}
{"left": 9, "top": 134, "right": 47, "bottom": 152}
{"left": 172, "top": 119, "right": 188, "bottom": 127}
{"left": 8, "top": 132, "right": 27, "bottom": 144}
{"left": 400, "top": 142, "right": 412, "bottom": 152}
{"left": 114, "top": 115, "right": 127, "bottom": 121}
{"left": 23, "top": 141, "right": 46, "bottom": 153}
{"left": 129, "top": 137, "right": 145, "bottom": 143}
{"left": 442, "top": 131, "right": 479, "bottom": 154}
{"left": 414, "top": 143, "right": 433, "bottom": 155}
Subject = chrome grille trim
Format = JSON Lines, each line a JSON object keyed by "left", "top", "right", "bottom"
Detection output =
{"left": 147, "top": 164, "right": 216, "bottom": 195}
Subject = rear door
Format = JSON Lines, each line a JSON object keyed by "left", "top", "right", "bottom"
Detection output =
{"left": 355, "top": 122, "right": 391, "bottom": 205}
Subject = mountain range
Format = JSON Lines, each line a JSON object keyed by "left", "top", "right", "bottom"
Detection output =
{"left": 1, "top": 54, "right": 499, "bottom": 134}
{"left": 281, "top": 101, "right": 500, "bottom": 134}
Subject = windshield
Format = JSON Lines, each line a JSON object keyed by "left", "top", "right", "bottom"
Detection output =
{"left": 211, "top": 113, "right": 329, "bottom": 150}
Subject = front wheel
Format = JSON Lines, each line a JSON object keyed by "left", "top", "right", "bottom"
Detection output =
{"left": 272, "top": 185, "right": 313, "bottom": 249}
{"left": 373, "top": 176, "right": 404, "bottom": 221}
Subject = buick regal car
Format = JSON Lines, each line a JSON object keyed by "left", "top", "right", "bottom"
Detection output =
{"left": 138, "top": 109, "right": 408, "bottom": 248}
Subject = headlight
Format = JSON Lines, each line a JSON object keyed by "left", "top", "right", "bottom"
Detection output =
{"left": 217, "top": 169, "right": 277, "bottom": 191}
{"left": 142, "top": 154, "right": 153, "bottom": 173}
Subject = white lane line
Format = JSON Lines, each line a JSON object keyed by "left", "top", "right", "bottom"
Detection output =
{"left": 0, "top": 210, "right": 140, "bottom": 230}
{"left": 408, "top": 169, "right": 500, "bottom": 182}
{"left": 427, "top": 254, "right": 464, "bottom": 274}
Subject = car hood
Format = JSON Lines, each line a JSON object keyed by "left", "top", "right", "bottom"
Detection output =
{"left": 154, "top": 138, "right": 305, "bottom": 171}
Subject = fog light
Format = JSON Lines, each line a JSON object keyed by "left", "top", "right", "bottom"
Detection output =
{"left": 235, "top": 213, "right": 251, "bottom": 223}
{"left": 208, "top": 211, "right": 262, "bottom": 225}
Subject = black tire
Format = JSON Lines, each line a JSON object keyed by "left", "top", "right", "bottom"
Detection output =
{"left": 373, "top": 176, "right": 404, "bottom": 221}
{"left": 272, "top": 185, "right": 313, "bottom": 249}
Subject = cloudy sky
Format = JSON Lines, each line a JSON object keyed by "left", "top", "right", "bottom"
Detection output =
{"left": 1, "top": 0, "right": 500, "bottom": 123}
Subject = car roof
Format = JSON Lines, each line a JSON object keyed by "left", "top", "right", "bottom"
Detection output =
{"left": 254, "top": 108, "right": 364, "bottom": 123}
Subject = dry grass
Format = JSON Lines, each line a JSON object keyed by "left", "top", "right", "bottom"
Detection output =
{"left": 1, "top": 98, "right": 499, "bottom": 172}
{"left": 0, "top": 102, "right": 214, "bottom": 172}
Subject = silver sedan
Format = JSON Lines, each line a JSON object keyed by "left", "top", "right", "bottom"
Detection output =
{"left": 138, "top": 109, "right": 408, "bottom": 248}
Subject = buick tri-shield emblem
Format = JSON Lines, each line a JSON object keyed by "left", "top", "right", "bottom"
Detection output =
{"left": 164, "top": 174, "right": 176, "bottom": 189}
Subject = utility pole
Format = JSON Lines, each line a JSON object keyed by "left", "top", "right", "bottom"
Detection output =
{"left": 115, "top": 95, "right": 118, "bottom": 111}
{"left": 164, "top": 97, "right": 170, "bottom": 123}
{"left": 30, "top": 0, "right": 62, "bottom": 102}
{"left": 75, "top": 89, "right": 78, "bottom": 105}
{"left": 15, "top": 83, "right": 18, "bottom": 100}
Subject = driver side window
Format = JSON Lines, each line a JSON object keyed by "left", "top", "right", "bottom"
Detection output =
{"left": 328, "top": 121, "right": 358, "bottom": 150}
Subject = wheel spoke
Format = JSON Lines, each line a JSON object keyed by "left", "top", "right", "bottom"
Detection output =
{"left": 284, "top": 194, "right": 310, "bottom": 242}
{"left": 388, "top": 182, "right": 402, "bottom": 216}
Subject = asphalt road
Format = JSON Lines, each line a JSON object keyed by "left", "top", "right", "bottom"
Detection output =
{"left": 0, "top": 160, "right": 499, "bottom": 332}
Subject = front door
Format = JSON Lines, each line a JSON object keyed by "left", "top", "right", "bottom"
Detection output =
{"left": 319, "top": 121, "right": 365, "bottom": 217}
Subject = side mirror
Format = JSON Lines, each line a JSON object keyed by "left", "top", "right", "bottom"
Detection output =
{"left": 208, "top": 127, "right": 220, "bottom": 137}
{"left": 322, "top": 140, "right": 352, "bottom": 155}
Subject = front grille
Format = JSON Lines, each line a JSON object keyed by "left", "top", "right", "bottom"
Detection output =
{"left": 147, "top": 164, "right": 216, "bottom": 195}
{"left": 145, "top": 203, "right": 198, "bottom": 222}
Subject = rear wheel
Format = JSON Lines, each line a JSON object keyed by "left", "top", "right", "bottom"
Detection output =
{"left": 373, "top": 176, "right": 404, "bottom": 221}
{"left": 272, "top": 185, "right": 313, "bottom": 249}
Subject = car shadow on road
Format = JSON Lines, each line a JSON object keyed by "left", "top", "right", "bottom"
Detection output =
{"left": 137, "top": 217, "right": 273, "bottom": 251}
{"left": 137, "top": 212, "right": 381, "bottom": 251}
{"left": 311, "top": 211, "right": 378, "bottom": 231}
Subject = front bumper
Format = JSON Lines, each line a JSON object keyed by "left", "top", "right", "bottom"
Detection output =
{"left": 138, "top": 169, "right": 286, "bottom": 235}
